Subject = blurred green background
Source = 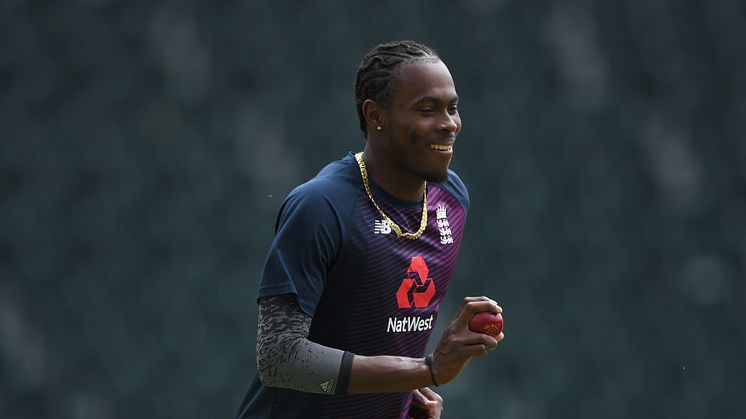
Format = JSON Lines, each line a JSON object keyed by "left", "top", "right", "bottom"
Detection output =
{"left": 2, "top": 0, "right": 745, "bottom": 418}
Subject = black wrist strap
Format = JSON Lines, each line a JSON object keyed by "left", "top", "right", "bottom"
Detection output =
{"left": 336, "top": 351, "right": 355, "bottom": 395}
{"left": 425, "top": 354, "right": 439, "bottom": 387}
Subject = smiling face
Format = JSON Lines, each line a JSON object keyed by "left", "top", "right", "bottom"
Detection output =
{"left": 379, "top": 60, "right": 461, "bottom": 184}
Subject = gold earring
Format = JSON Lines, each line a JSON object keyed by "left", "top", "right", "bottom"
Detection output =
{"left": 377, "top": 126, "right": 382, "bottom": 131}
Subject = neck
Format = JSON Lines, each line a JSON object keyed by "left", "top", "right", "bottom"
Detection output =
{"left": 361, "top": 144, "right": 426, "bottom": 202}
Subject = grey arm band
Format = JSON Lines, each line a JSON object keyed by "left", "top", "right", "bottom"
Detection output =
{"left": 256, "top": 294, "right": 354, "bottom": 395}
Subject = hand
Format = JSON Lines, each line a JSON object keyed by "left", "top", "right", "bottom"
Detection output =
{"left": 429, "top": 296, "right": 503, "bottom": 385}
{"left": 409, "top": 387, "right": 443, "bottom": 419}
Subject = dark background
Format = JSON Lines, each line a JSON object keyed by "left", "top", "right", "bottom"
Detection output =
{"left": 2, "top": 1, "right": 745, "bottom": 418}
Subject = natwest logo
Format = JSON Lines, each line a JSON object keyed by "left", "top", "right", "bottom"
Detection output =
{"left": 396, "top": 256, "right": 435, "bottom": 309}
{"left": 387, "top": 315, "right": 434, "bottom": 333}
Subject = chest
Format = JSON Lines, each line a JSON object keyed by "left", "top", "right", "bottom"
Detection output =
{"left": 326, "top": 188, "right": 466, "bottom": 316}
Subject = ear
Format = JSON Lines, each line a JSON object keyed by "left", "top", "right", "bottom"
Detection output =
{"left": 362, "top": 99, "right": 386, "bottom": 132}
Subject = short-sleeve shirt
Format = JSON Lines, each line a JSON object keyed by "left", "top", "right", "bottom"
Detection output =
{"left": 237, "top": 153, "right": 470, "bottom": 419}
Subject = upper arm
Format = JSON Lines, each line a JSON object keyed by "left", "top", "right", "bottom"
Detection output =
{"left": 257, "top": 181, "right": 347, "bottom": 316}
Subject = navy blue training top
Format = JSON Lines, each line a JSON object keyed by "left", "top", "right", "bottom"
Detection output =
{"left": 237, "top": 153, "right": 470, "bottom": 419}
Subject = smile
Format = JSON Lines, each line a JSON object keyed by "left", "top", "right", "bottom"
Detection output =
{"left": 430, "top": 144, "right": 453, "bottom": 151}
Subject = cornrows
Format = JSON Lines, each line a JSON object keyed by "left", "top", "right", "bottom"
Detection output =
{"left": 354, "top": 40, "right": 440, "bottom": 135}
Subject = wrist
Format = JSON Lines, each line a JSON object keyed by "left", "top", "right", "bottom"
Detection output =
{"left": 348, "top": 355, "right": 443, "bottom": 393}
{"left": 424, "top": 354, "right": 439, "bottom": 387}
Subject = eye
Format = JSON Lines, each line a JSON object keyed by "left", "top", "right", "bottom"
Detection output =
{"left": 418, "top": 108, "right": 435, "bottom": 115}
{"left": 448, "top": 105, "right": 459, "bottom": 114}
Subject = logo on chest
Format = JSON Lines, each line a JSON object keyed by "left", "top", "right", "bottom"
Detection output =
{"left": 373, "top": 204, "right": 454, "bottom": 246}
{"left": 373, "top": 219, "right": 392, "bottom": 235}
{"left": 386, "top": 256, "right": 437, "bottom": 334}
{"left": 436, "top": 204, "right": 454, "bottom": 245}
{"left": 396, "top": 256, "right": 435, "bottom": 308}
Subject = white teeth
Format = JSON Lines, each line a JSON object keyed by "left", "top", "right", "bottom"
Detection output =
{"left": 430, "top": 144, "right": 453, "bottom": 151}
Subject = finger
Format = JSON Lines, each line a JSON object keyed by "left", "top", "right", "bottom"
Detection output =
{"left": 463, "top": 333, "right": 500, "bottom": 355}
{"left": 483, "top": 332, "right": 504, "bottom": 351}
{"left": 455, "top": 298, "right": 501, "bottom": 327}
{"left": 418, "top": 388, "right": 443, "bottom": 419}
{"left": 458, "top": 330, "right": 499, "bottom": 348}
{"left": 411, "top": 388, "right": 424, "bottom": 403}
{"left": 419, "top": 387, "right": 443, "bottom": 405}
{"left": 457, "top": 296, "right": 491, "bottom": 312}
{"left": 465, "top": 343, "right": 491, "bottom": 358}
{"left": 411, "top": 389, "right": 435, "bottom": 407}
{"left": 460, "top": 296, "right": 501, "bottom": 312}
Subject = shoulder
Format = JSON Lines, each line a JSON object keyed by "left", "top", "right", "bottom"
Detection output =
{"left": 277, "top": 154, "right": 361, "bottom": 228}
{"left": 438, "top": 168, "right": 470, "bottom": 213}
{"left": 286, "top": 154, "right": 359, "bottom": 206}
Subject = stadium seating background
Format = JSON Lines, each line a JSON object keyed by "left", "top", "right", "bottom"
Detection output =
{"left": 2, "top": 1, "right": 745, "bottom": 418}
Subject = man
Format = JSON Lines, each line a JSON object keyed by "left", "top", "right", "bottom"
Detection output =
{"left": 236, "top": 40, "right": 504, "bottom": 419}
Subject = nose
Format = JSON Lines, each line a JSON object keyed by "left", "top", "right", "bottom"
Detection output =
{"left": 440, "top": 112, "right": 459, "bottom": 133}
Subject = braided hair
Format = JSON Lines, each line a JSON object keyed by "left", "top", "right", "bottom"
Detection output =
{"left": 354, "top": 40, "right": 440, "bottom": 135}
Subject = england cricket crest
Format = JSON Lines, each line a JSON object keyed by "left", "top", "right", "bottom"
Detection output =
{"left": 436, "top": 204, "right": 453, "bottom": 245}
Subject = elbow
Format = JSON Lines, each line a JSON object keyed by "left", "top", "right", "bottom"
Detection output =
{"left": 256, "top": 338, "right": 305, "bottom": 389}
{"left": 257, "top": 369, "right": 273, "bottom": 387}
{"left": 257, "top": 339, "right": 299, "bottom": 388}
{"left": 256, "top": 353, "right": 281, "bottom": 388}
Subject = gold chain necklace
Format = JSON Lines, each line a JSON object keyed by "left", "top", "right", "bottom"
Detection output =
{"left": 355, "top": 152, "right": 427, "bottom": 240}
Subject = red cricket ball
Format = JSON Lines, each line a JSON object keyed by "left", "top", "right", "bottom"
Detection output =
{"left": 469, "top": 312, "right": 503, "bottom": 337}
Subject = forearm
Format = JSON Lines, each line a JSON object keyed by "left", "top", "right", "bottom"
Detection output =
{"left": 257, "top": 295, "right": 353, "bottom": 394}
{"left": 257, "top": 294, "right": 502, "bottom": 397}
{"left": 348, "top": 354, "right": 433, "bottom": 394}
{"left": 257, "top": 295, "right": 435, "bottom": 395}
{"left": 350, "top": 296, "right": 504, "bottom": 394}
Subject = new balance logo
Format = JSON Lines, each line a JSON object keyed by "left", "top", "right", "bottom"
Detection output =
{"left": 374, "top": 219, "right": 391, "bottom": 234}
